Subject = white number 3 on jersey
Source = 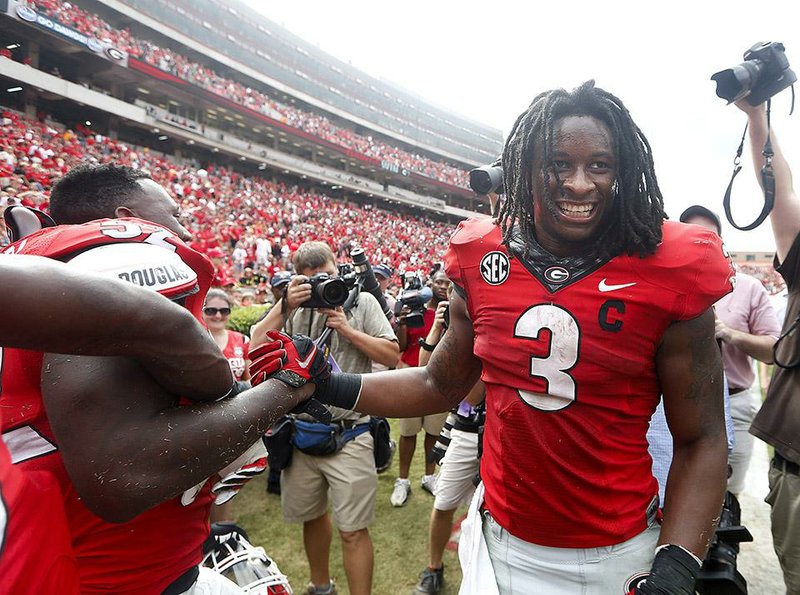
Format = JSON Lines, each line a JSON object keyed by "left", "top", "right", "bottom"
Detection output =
{"left": 514, "top": 304, "right": 580, "bottom": 411}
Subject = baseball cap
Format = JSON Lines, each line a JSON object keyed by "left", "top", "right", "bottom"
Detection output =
{"left": 270, "top": 271, "right": 292, "bottom": 287}
{"left": 679, "top": 205, "right": 722, "bottom": 235}
{"left": 373, "top": 264, "right": 393, "bottom": 279}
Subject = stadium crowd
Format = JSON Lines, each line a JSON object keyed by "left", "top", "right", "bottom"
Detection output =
{"left": 0, "top": 109, "right": 452, "bottom": 294}
{"left": 25, "top": 0, "right": 471, "bottom": 190}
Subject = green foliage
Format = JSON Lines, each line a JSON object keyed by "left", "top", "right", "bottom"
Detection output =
{"left": 227, "top": 304, "right": 270, "bottom": 335}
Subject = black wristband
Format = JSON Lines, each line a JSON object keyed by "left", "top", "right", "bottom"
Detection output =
{"left": 418, "top": 338, "right": 437, "bottom": 352}
{"left": 636, "top": 545, "right": 700, "bottom": 594}
{"left": 315, "top": 373, "right": 363, "bottom": 411}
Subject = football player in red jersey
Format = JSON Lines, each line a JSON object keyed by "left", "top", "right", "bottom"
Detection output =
{"left": 261, "top": 81, "right": 735, "bottom": 594}
{"left": 0, "top": 254, "right": 234, "bottom": 595}
{"left": 1, "top": 164, "right": 316, "bottom": 594}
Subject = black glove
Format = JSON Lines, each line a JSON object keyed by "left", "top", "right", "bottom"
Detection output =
{"left": 631, "top": 545, "right": 700, "bottom": 594}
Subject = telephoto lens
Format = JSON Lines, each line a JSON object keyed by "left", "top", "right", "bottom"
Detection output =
{"left": 427, "top": 412, "right": 457, "bottom": 465}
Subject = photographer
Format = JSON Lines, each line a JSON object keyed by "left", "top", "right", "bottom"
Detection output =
{"left": 250, "top": 241, "right": 398, "bottom": 595}
{"left": 391, "top": 268, "right": 452, "bottom": 507}
{"left": 679, "top": 205, "right": 780, "bottom": 497}
{"left": 736, "top": 100, "right": 800, "bottom": 593}
{"left": 413, "top": 292, "right": 485, "bottom": 594}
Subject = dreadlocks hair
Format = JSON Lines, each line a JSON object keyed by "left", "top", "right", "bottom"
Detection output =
{"left": 495, "top": 80, "right": 666, "bottom": 259}
{"left": 49, "top": 163, "right": 153, "bottom": 224}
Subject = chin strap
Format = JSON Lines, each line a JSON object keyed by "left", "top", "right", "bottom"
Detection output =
{"left": 722, "top": 99, "right": 775, "bottom": 231}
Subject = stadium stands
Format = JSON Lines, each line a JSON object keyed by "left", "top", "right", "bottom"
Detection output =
{"left": 27, "top": 0, "right": 481, "bottom": 191}
{"left": 106, "top": 0, "right": 503, "bottom": 163}
{"left": 0, "top": 108, "right": 453, "bottom": 286}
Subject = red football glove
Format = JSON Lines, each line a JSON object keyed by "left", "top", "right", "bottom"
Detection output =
{"left": 248, "top": 331, "right": 334, "bottom": 424}
{"left": 252, "top": 331, "right": 331, "bottom": 389}
{"left": 249, "top": 336, "right": 287, "bottom": 386}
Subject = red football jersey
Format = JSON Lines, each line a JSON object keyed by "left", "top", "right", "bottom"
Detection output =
{"left": 222, "top": 330, "right": 250, "bottom": 380}
{"left": 0, "top": 218, "right": 216, "bottom": 593}
{"left": 445, "top": 218, "right": 734, "bottom": 548}
{"left": 400, "top": 307, "right": 435, "bottom": 367}
{"left": 0, "top": 429, "right": 79, "bottom": 595}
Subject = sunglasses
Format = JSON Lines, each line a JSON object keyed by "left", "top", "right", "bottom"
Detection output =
{"left": 203, "top": 307, "right": 231, "bottom": 317}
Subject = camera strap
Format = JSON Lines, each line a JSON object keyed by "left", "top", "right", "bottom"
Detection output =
{"left": 723, "top": 99, "right": 777, "bottom": 231}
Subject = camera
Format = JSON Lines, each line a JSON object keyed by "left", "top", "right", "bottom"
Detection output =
{"left": 301, "top": 272, "right": 352, "bottom": 309}
{"left": 395, "top": 272, "right": 433, "bottom": 328}
{"left": 427, "top": 412, "right": 456, "bottom": 466}
{"left": 712, "top": 41, "right": 796, "bottom": 106}
{"left": 301, "top": 248, "right": 393, "bottom": 323}
{"left": 469, "top": 157, "right": 504, "bottom": 195}
{"left": 695, "top": 491, "right": 753, "bottom": 594}
{"left": 350, "top": 248, "right": 392, "bottom": 320}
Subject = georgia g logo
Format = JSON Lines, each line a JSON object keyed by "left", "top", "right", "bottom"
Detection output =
{"left": 624, "top": 572, "right": 649, "bottom": 592}
{"left": 480, "top": 251, "right": 510, "bottom": 286}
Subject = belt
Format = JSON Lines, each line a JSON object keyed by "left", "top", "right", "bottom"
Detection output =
{"left": 773, "top": 452, "right": 800, "bottom": 476}
{"left": 729, "top": 386, "right": 748, "bottom": 395}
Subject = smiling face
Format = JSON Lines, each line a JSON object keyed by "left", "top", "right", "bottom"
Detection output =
{"left": 203, "top": 296, "right": 231, "bottom": 332}
{"left": 531, "top": 115, "right": 617, "bottom": 257}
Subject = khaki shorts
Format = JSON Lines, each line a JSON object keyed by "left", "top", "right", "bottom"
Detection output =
{"left": 280, "top": 432, "right": 376, "bottom": 532}
{"left": 399, "top": 411, "right": 450, "bottom": 437}
{"left": 434, "top": 429, "right": 480, "bottom": 511}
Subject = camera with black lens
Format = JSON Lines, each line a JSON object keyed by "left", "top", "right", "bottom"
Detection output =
{"left": 395, "top": 272, "right": 433, "bottom": 328}
{"left": 695, "top": 491, "right": 753, "bottom": 595}
{"left": 427, "top": 412, "right": 456, "bottom": 466}
{"left": 712, "top": 41, "right": 796, "bottom": 106}
{"left": 469, "top": 157, "right": 504, "bottom": 195}
{"left": 301, "top": 248, "right": 393, "bottom": 322}
{"left": 301, "top": 272, "right": 352, "bottom": 309}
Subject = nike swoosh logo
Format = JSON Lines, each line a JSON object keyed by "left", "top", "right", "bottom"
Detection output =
{"left": 297, "top": 351, "right": 316, "bottom": 369}
{"left": 598, "top": 279, "right": 636, "bottom": 292}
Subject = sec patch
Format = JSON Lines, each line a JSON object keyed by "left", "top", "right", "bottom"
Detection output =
{"left": 480, "top": 251, "right": 510, "bottom": 285}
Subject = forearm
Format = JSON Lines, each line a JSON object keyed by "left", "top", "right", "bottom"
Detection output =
{"left": 357, "top": 366, "right": 464, "bottom": 417}
{"left": 747, "top": 110, "right": 794, "bottom": 193}
{"left": 129, "top": 381, "right": 311, "bottom": 504}
{"left": 660, "top": 434, "right": 727, "bottom": 558}
{"left": 0, "top": 256, "right": 231, "bottom": 399}
{"left": 345, "top": 330, "right": 399, "bottom": 368}
{"left": 723, "top": 331, "right": 776, "bottom": 364}
{"left": 746, "top": 109, "right": 800, "bottom": 259}
{"left": 658, "top": 310, "right": 727, "bottom": 558}
{"left": 418, "top": 325, "right": 444, "bottom": 366}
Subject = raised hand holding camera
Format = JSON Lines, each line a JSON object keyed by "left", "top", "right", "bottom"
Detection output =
{"left": 282, "top": 275, "right": 312, "bottom": 311}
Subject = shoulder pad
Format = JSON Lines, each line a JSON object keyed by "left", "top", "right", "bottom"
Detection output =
{"left": 67, "top": 243, "right": 199, "bottom": 300}
{"left": 643, "top": 221, "right": 734, "bottom": 319}
{"left": 450, "top": 217, "right": 500, "bottom": 246}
